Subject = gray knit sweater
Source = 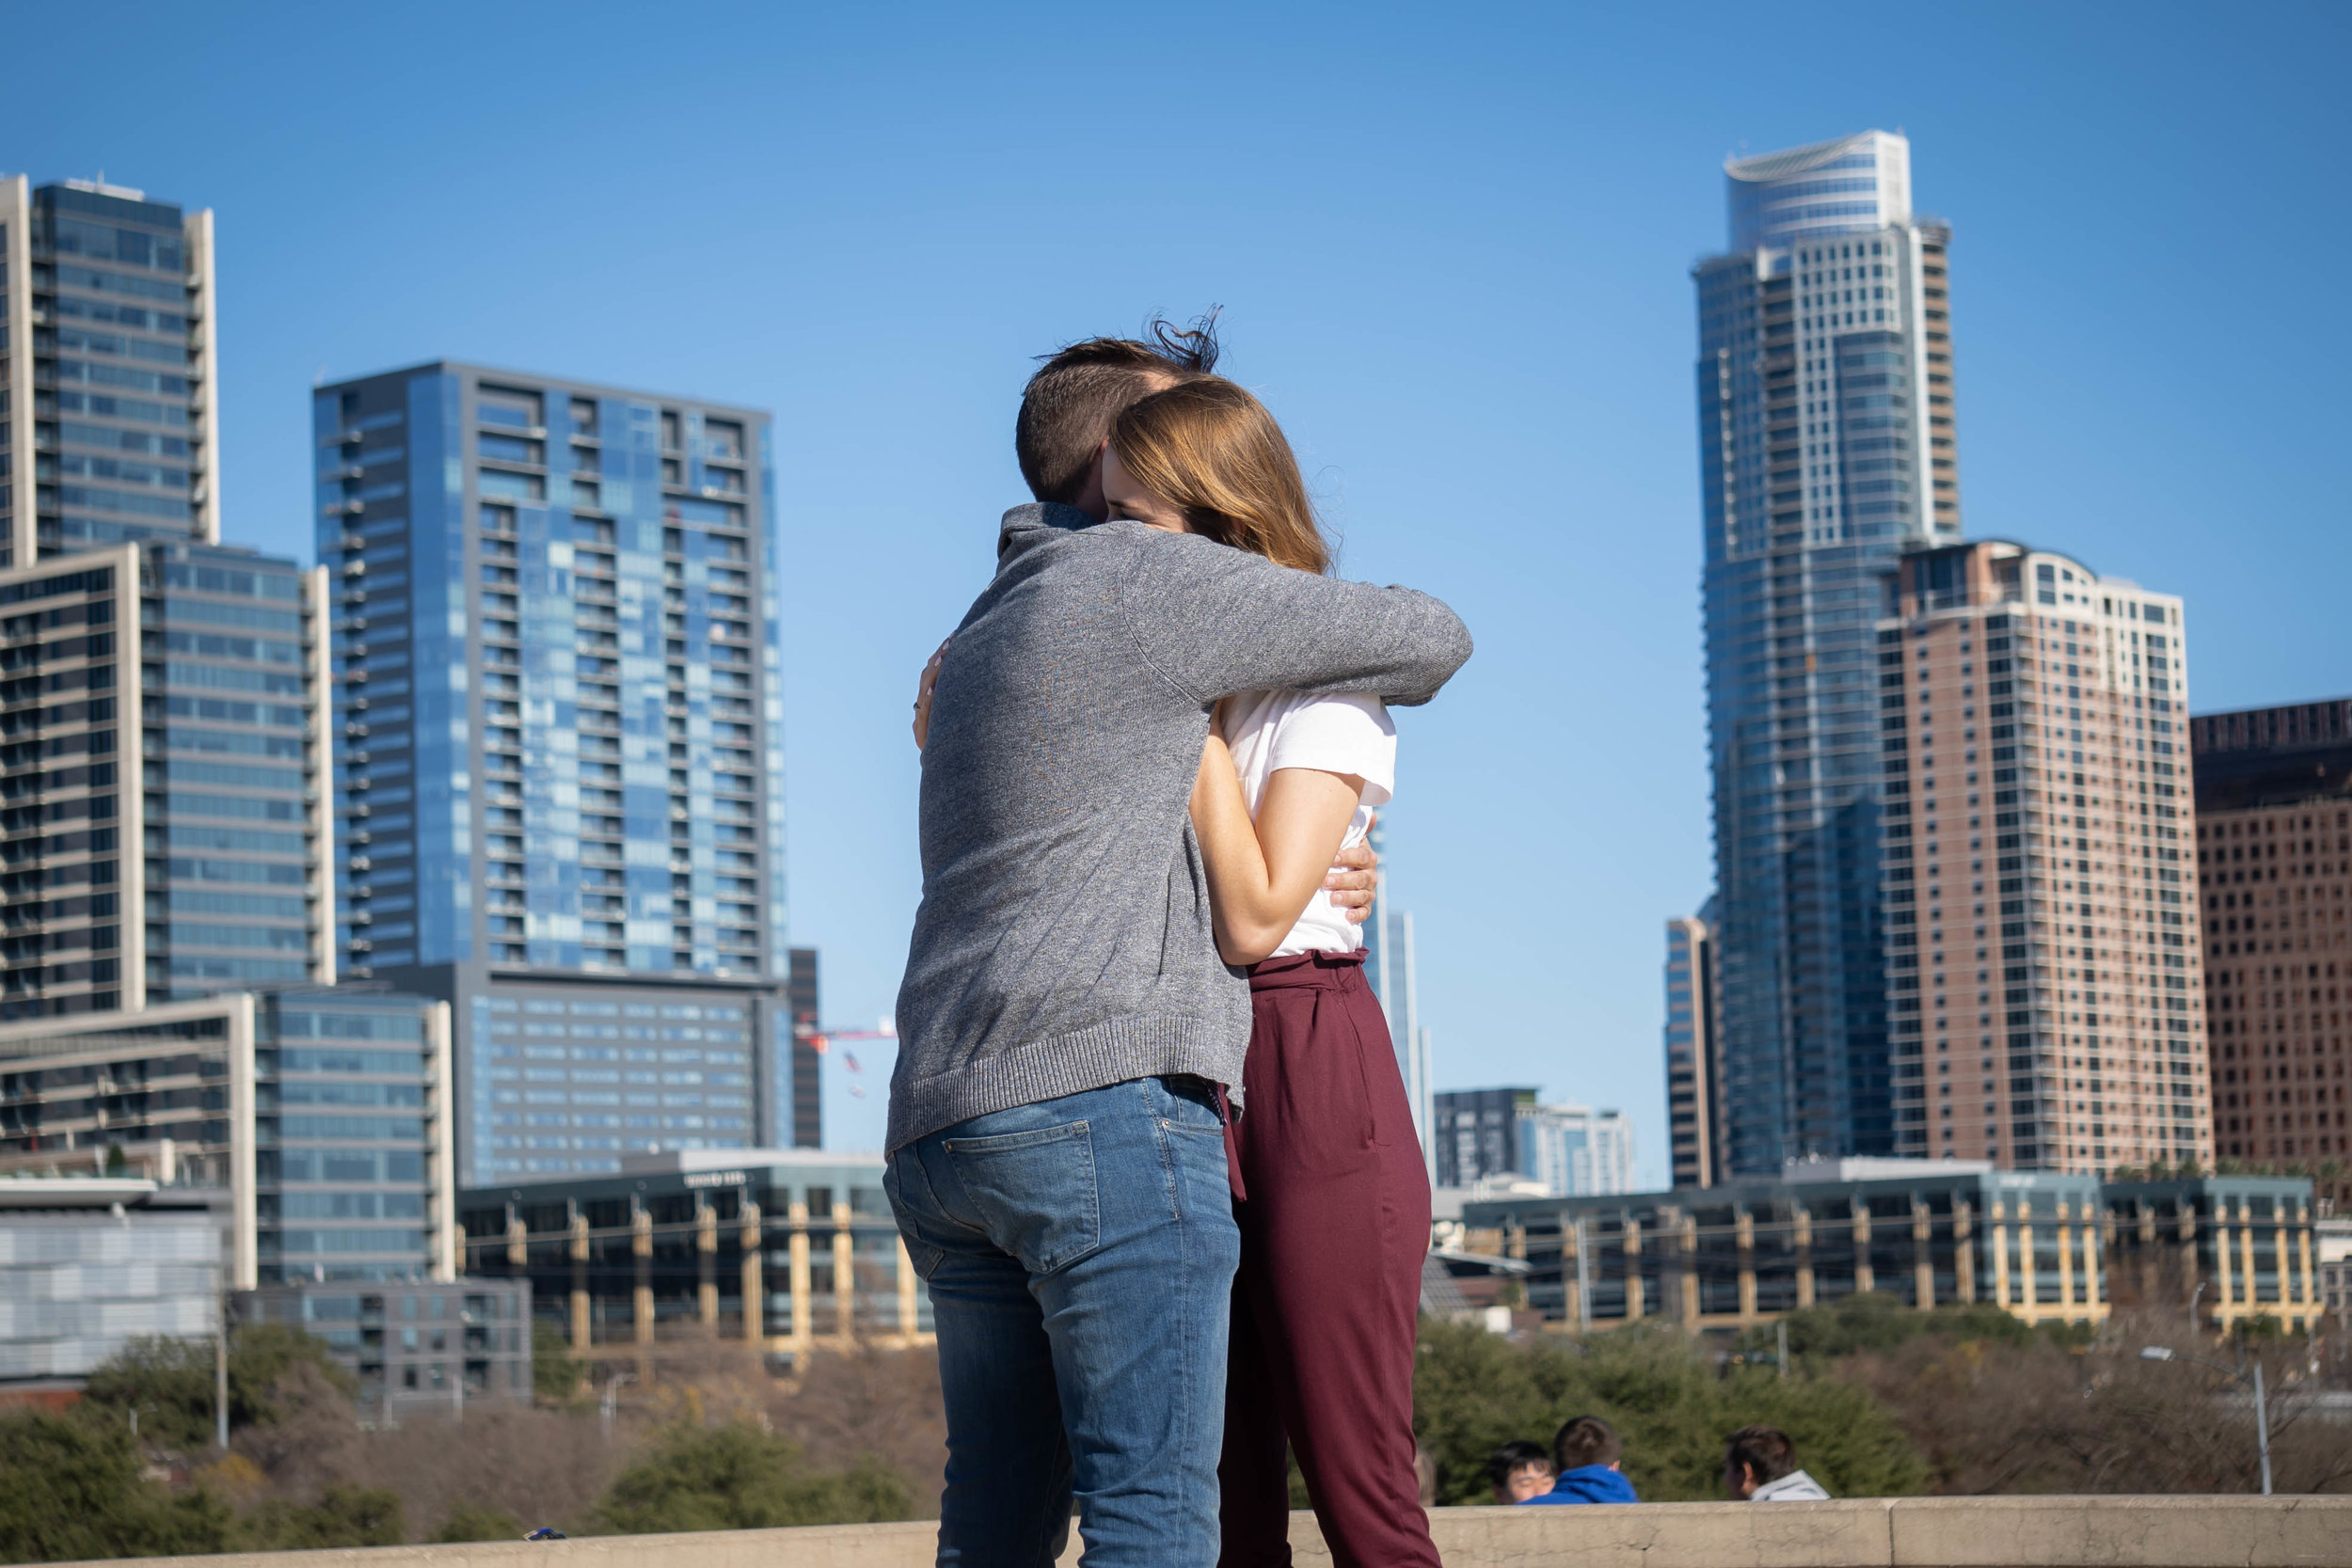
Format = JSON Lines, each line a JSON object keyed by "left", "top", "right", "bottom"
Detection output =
{"left": 886, "top": 503, "right": 1472, "bottom": 1151}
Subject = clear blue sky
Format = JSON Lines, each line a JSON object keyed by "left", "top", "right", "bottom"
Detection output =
{"left": 11, "top": 3, "right": 2346, "bottom": 1179}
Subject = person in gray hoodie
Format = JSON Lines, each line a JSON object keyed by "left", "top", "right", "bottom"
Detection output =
{"left": 1724, "top": 1425, "right": 1835, "bottom": 1501}
{"left": 884, "top": 332, "right": 1470, "bottom": 1568}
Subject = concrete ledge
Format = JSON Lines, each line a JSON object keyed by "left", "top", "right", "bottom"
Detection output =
{"left": 56, "top": 1496, "right": 2352, "bottom": 1568}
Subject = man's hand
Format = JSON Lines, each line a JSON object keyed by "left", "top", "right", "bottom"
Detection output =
{"left": 912, "top": 639, "right": 949, "bottom": 752}
{"left": 1325, "top": 819, "right": 1379, "bottom": 925}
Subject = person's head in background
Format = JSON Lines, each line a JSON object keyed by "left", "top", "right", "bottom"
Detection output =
{"left": 1552, "top": 1415, "right": 1622, "bottom": 1477}
{"left": 1487, "top": 1439, "right": 1553, "bottom": 1505}
{"left": 1014, "top": 317, "right": 1218, "bottom": 520}
{"left": 1724, "top": 1424, "right": 1797, "bottom": 1498}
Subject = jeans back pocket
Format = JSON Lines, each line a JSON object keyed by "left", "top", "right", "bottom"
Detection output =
{"left": 942, "top": 1120, "right": 1102, "bottom": 1275}
{"left": 882, "top": 1153, "right": 948, "bottom": 1281}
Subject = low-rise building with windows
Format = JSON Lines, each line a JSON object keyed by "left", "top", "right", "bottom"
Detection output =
{"left": 1466, "top": 1159, "right": 2109, "bottom": 1331}
{"left": 459, "top": 1147, "right": 926, "bottom": 1376}
{"left": 232, "top": 1276, "right": 530, "bottom": 1419}
{"left": 2104, "top": 1175, "right": 2323, "bottom": 1333}
{"left": 0, "top": 987, "right": 454, "bottom": 1287}
{"left": 0, "top": 1175, "right": 222, "bottom": 1385}
{"left": 1462, "top": 1161, "right": 2321, "bottom": 1334}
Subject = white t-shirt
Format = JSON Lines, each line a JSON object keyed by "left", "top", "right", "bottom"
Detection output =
{"left": 1217, "top": 690, "right": 1395, "bottom": 958}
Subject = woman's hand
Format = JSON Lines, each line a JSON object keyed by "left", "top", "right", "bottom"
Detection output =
{"left": 1327, "top": 816, "right": 1378, "bottom": 925}
{"left": 912, "top": 639, "right": 949, "bottom": 752}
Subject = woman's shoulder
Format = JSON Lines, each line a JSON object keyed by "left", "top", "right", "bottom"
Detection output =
{"left": 1223, "top": 687, "right": 1385, "bottom": 732}
{"left": 1262, "top": 691, "right": 1396, "bottom": 803}
{"left": 1275, "top": 690, "right": 1393, "bottom": 736}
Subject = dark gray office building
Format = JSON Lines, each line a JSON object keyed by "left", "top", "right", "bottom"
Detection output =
{"left": 1433, "top": 1087, "right": 1535, "bottom": 1190}
{"left": 234, "top": 1276, "right": 532, "bottom": 1418}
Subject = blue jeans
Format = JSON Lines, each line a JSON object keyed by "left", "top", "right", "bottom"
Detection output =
{"left": 886, "top": 1076, "right": 1241, "bottom": 1568}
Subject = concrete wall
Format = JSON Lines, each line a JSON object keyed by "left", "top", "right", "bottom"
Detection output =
{"left": 56, "top": 1496, "right": 2352, "bottom": 1568}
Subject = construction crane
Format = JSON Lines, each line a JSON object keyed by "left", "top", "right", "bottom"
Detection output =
{"left": 794, "top": 1019, "right": 896, "bottom": 1100}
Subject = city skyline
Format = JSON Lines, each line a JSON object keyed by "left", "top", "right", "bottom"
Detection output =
{"left": 4, "top": 4, "right": 2344, "bottom": 1182}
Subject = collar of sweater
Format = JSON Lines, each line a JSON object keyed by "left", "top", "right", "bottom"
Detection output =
{"left": 996, "top": 501, "right": 1106, "bottom": 562}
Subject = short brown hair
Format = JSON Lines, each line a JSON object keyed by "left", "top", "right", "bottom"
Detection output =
{"left": 1725, "top": 1425, "right": 1797, "bottom": 1485}
{"left": 1108, "top": 380, "right": 1329, "bottom": 575}
{"left": 1552, "top": 1415, "right": 1621, "bottom": 1472}
{"left": 1015, "top": 327, "right": 1212, "bottom": 506}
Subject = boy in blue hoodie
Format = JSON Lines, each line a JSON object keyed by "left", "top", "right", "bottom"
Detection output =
{"left": 1519, "top": 1415, "right": 1639, "bottom": 1505}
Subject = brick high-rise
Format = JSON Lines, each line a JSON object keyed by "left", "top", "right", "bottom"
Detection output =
{"left": 1662, "top": 913, "right": 1722, "bottom": 1188}
{"left": 1880, "top": 540, "right": 2210, "bottom": 1174}
{"left": 2191, "top": 699, "right": 2351, "bottom": 1207}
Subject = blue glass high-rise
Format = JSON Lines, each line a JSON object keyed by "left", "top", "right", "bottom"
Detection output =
{"left": 1692, "top": 131, "right": 1963, "bottom": 1173}
{"left": 0, "top": 176, "right": 221, "bottom": 569}
{"left": 313, "top": 364, "right": 807, "bottom": 1182}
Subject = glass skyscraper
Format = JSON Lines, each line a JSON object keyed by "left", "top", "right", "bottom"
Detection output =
{"left": 1, "top": 177, "right": 220, "bottom": 569}
{"left": 0, "top": 540, "right": 334, "bottom": 1019}
{"left": 1692, "top": 131, "right": 1963, "bottom": 1173}
{"left": 313, "top": 362, "right": 807, "bottom": 1183}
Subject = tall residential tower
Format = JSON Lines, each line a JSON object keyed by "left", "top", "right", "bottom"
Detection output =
{"left": 313, "top": 363, "right": 810, "bottom": 1182}
{"left": 1, "top": 177, "right": 220, "bottom": 568}
{"left": 0, "top": 541, "right": 334, "bottom": 1019}
{"left": 1692, "top": 131, "right": 1961, "bottom": 1173}
{"left": 1880, "top": 541, "right": 2207, "bottom": 1174}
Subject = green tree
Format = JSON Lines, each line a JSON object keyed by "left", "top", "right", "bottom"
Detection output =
{"left": 1733, "top": 1291, "right": 2042, "bottom": 1364}
{"left": 1412, "top": 1318, "right": 1926, "bottom": 1504}
{"left": 532, "top": 1321, "right": 589, "bottom": 1404}
{"left": 589, "top": 1420, "right": 914, "bottom": 1533}
{"left": 235, "top": 1483, "right": 404, "bottom": 1550}
{"left": 0, "top": 1409, "right": 232, "bottom": 1563}
{"left": 80, "top": 1324, "right": 355, "bottom": 1455}
{"left": 433, "top": 1499, "right": 525, "bottom": 1543}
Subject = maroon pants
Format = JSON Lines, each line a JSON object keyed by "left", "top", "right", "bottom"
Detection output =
{"left": 1218, "top": 950, "right": 1437, "bottom": 1568}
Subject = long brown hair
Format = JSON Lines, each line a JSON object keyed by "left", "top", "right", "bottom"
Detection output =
{"left": 1109, "top": 379, "right": 1330, "bottom": 575}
